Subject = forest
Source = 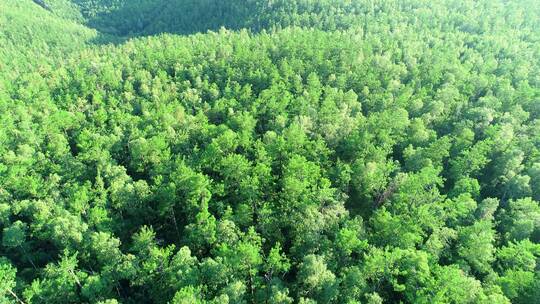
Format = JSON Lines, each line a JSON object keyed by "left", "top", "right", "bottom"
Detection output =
{"left": 1, "top": 0, "right": 540, "bottom": 303}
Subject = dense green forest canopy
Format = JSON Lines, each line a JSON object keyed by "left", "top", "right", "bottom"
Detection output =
{"left": 1, "top": 0, "right": 540, "bottom": 303}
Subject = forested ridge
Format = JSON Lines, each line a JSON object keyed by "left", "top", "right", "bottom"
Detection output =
{"left": 1, "top": 0, "right": 540, "bottom": 303}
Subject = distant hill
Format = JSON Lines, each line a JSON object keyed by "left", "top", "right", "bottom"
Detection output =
{"left": 0, "top": 0, "right": 96, "bottom": 83}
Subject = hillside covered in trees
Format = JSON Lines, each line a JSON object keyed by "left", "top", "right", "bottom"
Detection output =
{"left": 1, "top": 1, "right": 540, "bottom": 303}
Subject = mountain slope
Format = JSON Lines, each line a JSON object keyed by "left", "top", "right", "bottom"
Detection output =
{"left": 0, "top": 0, "right": 97, "bottom": 83}
{"left": 67, "top": 0, "right": 540, "bottom": 37}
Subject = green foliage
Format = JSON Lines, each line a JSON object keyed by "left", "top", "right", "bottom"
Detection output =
{"left": 0, "top": 0, "right": 97, "bottom": 84}
{"left": 1, "top": 0, "right": 539, "bottom": 303}
{"left": 0, "top": 258, "right": 17, "bottom": 303}
{"left": 296, "top": 254, "right": 338, "bottom": 303}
